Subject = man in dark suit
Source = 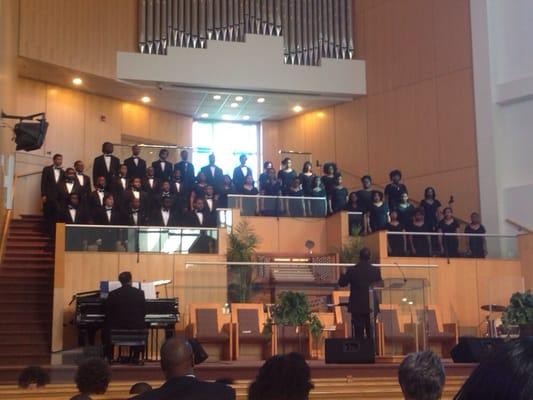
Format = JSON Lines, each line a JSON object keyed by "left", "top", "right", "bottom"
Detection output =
{"left": 142, "top": 166, "right": 160, "bottom": 212}
{"left": 122, "top": 197, "right": 147, "bottom": 226}
{"left": 124, "top": 145, "right": 147, "bottom": 180}
{"left": 74, "top": 160, "right": 92, "bottom": 200}
{"left": 59, "top": 193, "right": 90, "bottom": 251}
{"left": 94, "top": 194, "right": 122, "bottom": 225}
{"left": 338, "top": 247, "right": 382, "bottom": 340}
{"left": 151, "top": 148, "right": 173, "bottom": 182}
{"left": 170, "top": 169, "right": 188, "bottom": 214}
{"left": 185, "top": 198, "right": 215, "bottom": 228}
{"left": 41, "top": 154, "right": 65, "bottom": 234}
{"left": 174, "top": 149, "right": 195, "bottom": 188}
{"left": 149, "top": 196, "right": 180, "bottom": 227}
{"left": 110, "top": 164, "right": 129, "bottom": 198}
{"left": 92, "top": 142, "right": 120, "bottom": 188}
{"left": 131, "top": 337, "right": 235, "bottom": 400}
{"left": 122, "top": 177, "right": 149, "bottom": 212}
{"left": 199, "top": 153, "right": 223, "bottom": 189}
{"left": 103, "top": 271, "right": 146, "bottom": 362}
{"left": 88, "top": 176, "right": 108, "bottom": 220}
{"left": 232, "top": 154, "right": 253, "bottom": 192}
{"left": 56, "top": 168, "right": 83, "bottom": 210}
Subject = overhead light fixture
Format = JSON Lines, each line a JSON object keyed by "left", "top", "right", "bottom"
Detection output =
{"left": 213, "top": 95, "right": 222, "bottom": 100}
{"left": 230, "top": 102, "right": 239, "bottom": 108}
{"left": 242, "top": 115, "right": 250, "bottom": 120}
{"left": 72, "top": 77, "right": 83, "bottom": 86}
{"left": 222, "top": 114, "right": 234, "bottom": 120}
{"left": 141, "top": 96, "right": 151, "bottom": 103}
{"left": 292, "top": 105, "right": 303, "bottom": 113}
{"left": 200, "top": 113, "right": 209, "bottom": 118}
{"left": 257, "top": 97, "right": 265, "bottom": 103}
{"left": 235, "top": 96, "right": 244, "bottom": 102}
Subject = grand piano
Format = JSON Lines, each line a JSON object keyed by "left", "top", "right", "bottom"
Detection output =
{"left": 74, "top": 291, "right": 180, "bottom": 349}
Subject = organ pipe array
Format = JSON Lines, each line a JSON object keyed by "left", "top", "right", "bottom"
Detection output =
{"left": 138, "top": 0, "right": 354, "bottom": 65}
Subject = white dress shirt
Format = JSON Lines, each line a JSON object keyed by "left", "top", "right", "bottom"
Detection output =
{"left": 148, "top": 178, "right": 154, "bottom": 188}
{"left": 53, "top": 167, "right": 61, "bottom": 183}
{"left": 206, "top": 198, "right": 213, "bottom": 211}
{"left": 133, "top": 190, "right": 140, "bottom": 199}
{"left": 175, "top": 182, "right": 181, "bottom": 192}
{"left": 133, "top": 157, "right": 139, "bottom": 166}
{"left": 160, "top": 161, "right": 166, "bottom": 172}
{"left": 77, "top": 173, "right": 85, "bottom": 186}
{"left": 66, "top": 181, "right": 74, "bottom": 194}
{"left": 106, "top": 208, "right": 112, "bottom": 222}
{"left": 210, "top": 166, "right": 215, "bottom": 177}
{"left": 196, "top": 211, "right": 204, "bottom": 225}
{"left": 132, "top": 211, "right": 138, "bottom": 225}
{"left": 161, "top": 209, "right": 170, "bottom": 226}
{"left": 241, "top": 166, "right": 248, "bottom": 176}
{"left": 120, "top": 177, "right": 126, "bottom": 189}
{"left": 97, "top": 190, "right": 104, "bottom": 205}
{"left": 104, "top": 155, "right": 111, "bottom": 171}
{"left": 69, "top": 207, "right": 77, "bottom": 222}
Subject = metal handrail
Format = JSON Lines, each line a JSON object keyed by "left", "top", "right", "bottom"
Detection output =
{"left": 185, "top": 261, "right": 438, "bottom": 269}
{"left": 505, "top": 219, "right": 532, "bottom": 233}
{"left": 228, "top": 193, "right": 325, "bottom": 201}
{"left": 65, "top": 224, "right": 218, "bottom": 231}
{"left": 386, "top": 231, "right": 517, "bottom": 238}
{"left": 16, "top": 171, "right": 43, "bottom": 178}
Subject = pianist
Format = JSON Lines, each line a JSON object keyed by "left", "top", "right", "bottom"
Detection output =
{"left": 103, "top": 271, "right": 146, "bottom": 363}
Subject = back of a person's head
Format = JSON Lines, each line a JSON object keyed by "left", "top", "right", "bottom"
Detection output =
{"left": 18, "top": 366, "right": 50, "bottom": 388}
{"left": 118, "top": 271, "right": 132, "bottom": 286}
{"left": 129, "top": 381, "right": 153, "bottom": 395}
{"left": 248, "top": 352, "right": 314, "bottom": 400}
{"left": 454, "top": 338, "right": 533, "bottom": 400}
{"left": 70, "top": 394, "right": 92, "bottom": 400}
{"left": 399, "top": 351, "right": 445, "bottom": 400}
{"left": 75, "top": 358, "right": 110, "bottom": 395}
{"left": 359, "top": 247, "right": 371, "bottom": 262}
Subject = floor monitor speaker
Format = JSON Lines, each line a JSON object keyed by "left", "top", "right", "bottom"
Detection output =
{"left": 325, "top": 338, "right": 375, "bottom": 364}
{"left": 450, "top": 337, "right": 504, "bottom": 363}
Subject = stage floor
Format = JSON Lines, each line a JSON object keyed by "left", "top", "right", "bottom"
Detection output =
{"left": 0, "top": 359, "right": 476, "bottom": 385}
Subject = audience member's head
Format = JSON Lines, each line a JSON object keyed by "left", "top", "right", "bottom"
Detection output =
{"left": 74, "top": 358, "right": 110, "bottom": 396}
{"left": 118, "top": 271, "right": 132, "bottom": 286}
{"left": 248, "top": 352, "right": 313, "bottom": 400}
{"left": 454, "top": 338, "right": 533, "bottom": 400}
{"left": 359, "top": 247, "right": 371, "bottom": 262}
{"left": 18, "top": 366, "right": 50, "bottom": 389}
{"left": 129, "top": 382, "right": 153, "bottom": 395}
{"left": 70, "top": 394, "right": 91, "bottom": 400}
{"left": 398, "top": 351, "right": 445, "bottom": 400}
{"left": 160, "top": 337, "right": 195, "bottom": 380}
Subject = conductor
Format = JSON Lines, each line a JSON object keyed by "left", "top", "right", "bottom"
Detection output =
{"left": 338, "top": 247, "right": 382, "bottom": 340}
{"left": 103, "top": 271, "right": 146, "bottom": 362}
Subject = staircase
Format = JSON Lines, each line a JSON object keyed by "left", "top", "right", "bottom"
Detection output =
{"left": 0, "top": 214, "right": 54, "bottom": 365}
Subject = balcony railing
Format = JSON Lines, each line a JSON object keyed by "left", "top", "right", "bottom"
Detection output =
{"left": 228, "top": 194, "right": 327, "bottom": 217}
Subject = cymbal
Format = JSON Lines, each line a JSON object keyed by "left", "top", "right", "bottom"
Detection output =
{"left": 481, "top": 304, "right": 506, "bottom": 312}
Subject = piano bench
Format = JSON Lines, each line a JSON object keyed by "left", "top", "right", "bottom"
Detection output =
{"left": 110, "top": 329, "right": 148, "bottom": 363}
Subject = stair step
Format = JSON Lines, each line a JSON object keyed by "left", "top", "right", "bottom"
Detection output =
{"left": 3, "top": 256, "right": 55, "bottom": 263}
{"left": 0, "top": 270, "right": 53, "bottom": 278}
{"left": 0, "top": 292, "right": 52, "bottom": 302}
{"left": 4, "top": 249, "right": 54, "bottom": 256}
{"left": 2, "top": 320, "right": 51, "bottom": 331}
{"left": 0, "top": 263, "right": 54, "bottom": 270}
{"left": 0, "top": 278, "right": 52, "bottom": 287}
{"left": 10, "top": 220, "right": 45, "bottom": 227}
{"left": 0, "top": 333, "right": 50, "bottom": 345}
{"left": 0, "top": 343, "right": 51, "bottom": 355}
{"left": 0, "top": 354, "right": 50, "bottom": 366}
{"left": 0, "top": 303, "right": 52, "bottom": 313}
{"left": 4, "top": 242, "right": 53, "bottom": 249}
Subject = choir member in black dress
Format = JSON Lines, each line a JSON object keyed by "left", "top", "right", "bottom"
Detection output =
{"left": 217, "top": 175, "right": 235, "bottom": 209}
{"left": 199, "top": 153, "right": 224, "bottom": 189}
{"left": 277, "top": 157, "right": 297, "bottom": 194}
{"left": 384, "top": 169, "right": 408, "bottom": 211}
{"left": 367, "top": 191, "right": 390, "bottom": 233}
{"left": 41, "top": 154, "right": 64, "bottom": 233}
{"left": 386, "top": 210, "right": 405, "bottom": 256}
{"left": 408, "top": 209, "right": 432, "bottom": 257}
{"left": 330, "top": 175, "right": 348, "bottom": 214}
{"left": 420, "top": 187, "right": 442, "bottom": 232}
{"left": 356, "top": 175, "right": 373, "bottom": 214}
{"left": 287, "top": 177, "right": 305, "bottom": 217}
{"left": 261, "top": 168, "right": 282, "bottom": 216}
{"left": 92, "top": 142, "right": 120, "bottom": 188}
{"left": 56, "top": 168, "right": 83, "bottom": 210}
{"left": 151, "top": 149, "right": 174, "bottom": 182}
{"left": 124, "top": 145, "right": 147, "bottom": 180}
{"left": 397, "top": 192, "right": 415, "bottom": 228}
{"left": 258, "top": 161, "right": 273, "bottom": 192}
{"left": 465, "top": 212, "right": 487, "bottom": 258}
{"left": 310, "top": 176, "right": 327, "bottom": 217}
{"left": 345, "top": 192, "right": 364, "bottom": 235}
{"left": 174, "top": 150, "right": 195, "bottom": 188}
{"left": 321, "top": 163, "right": 337, "bottom": 200}
{"left": 190, "top": 172, "right": 208, "bottom": 209}
{"left": 299, "top": 161, "right": 315, "bottom": 196}
{"left": 232, "top": 154, "right": 253, "bottom": 193}
{"left": 438, "top": 207, "right": 460, "bottom": 257}
{"left": 240, "top": 175, "right": 259, "bottom": 216}
{"left": 74, "top": 160, "right": 91, "bottom": 200}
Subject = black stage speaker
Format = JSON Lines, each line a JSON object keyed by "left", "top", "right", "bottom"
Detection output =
{"left": 325, "top": 338, "right": 375, "bottom": 364}
{"left": 14, "top": 119, "right": 48, "bottom": 151}
{"left": 451, "top": 337, "right": 504, "bottom": 363}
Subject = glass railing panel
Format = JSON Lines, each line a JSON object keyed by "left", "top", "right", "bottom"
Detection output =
{"left": 347, "top": 212, "right": 364, "bottom": 236}
{"left": 228, "top": 194, "right": 328, "bottom": 218}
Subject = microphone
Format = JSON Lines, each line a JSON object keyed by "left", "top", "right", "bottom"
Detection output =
{"left": 390, "top": 262, "right": 407, "bottom": 289}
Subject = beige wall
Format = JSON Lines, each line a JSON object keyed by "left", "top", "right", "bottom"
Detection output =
{"left": 14, "top": 78, "right": 193, "bottom": 216}
{"left": 263, "top": 0, "right": 478, "bottom": 220}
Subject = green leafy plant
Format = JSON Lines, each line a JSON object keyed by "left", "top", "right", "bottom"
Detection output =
{"left": 339, "top": 229, "right": 364, "bottom": 263}
{"left": 227, "top": 221, "right": 260, "bottom": 303}
{"left": 271, "top": 291, "right": 323, "bottom": 338}
{"left": 502, "top": 291, "right": 533, "bottom": 326}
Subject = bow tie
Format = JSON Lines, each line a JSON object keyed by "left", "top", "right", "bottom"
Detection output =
{"left": 77, "top": 173, "right": 83, "bottom": 176}
{"left": 133, "top": 156, "right": 138, "bottom": 159}
{"left": 196, "top": 210, "right": 203, "bottom": 214}
{"left": 105, "top": 207, "right": 113, "bottom": 211}
{"left": 66, "top": 179, "right": 73, "bottom": 183}
{"left": 133, "top": 188, "right": 139, "bottom": 192}
{"left": 162, "top": 208, "right": 169, "bottom": 212}
{"left": 68, "top": 205, "right": 76, "bottom": 210}
{"left": 131, "top": 209, "right": 139, "bottom": 213}
{"left": 54, "top": 167, "right": 62, "bottom": 170}
{"left": 162, "top": 192, "right": 170, "bottom": 197}
{"left": 104, "top": 155, "right": 111, "bottom": 158}
{"left": 97, "top": 189, "right": 104, "bottom": 193}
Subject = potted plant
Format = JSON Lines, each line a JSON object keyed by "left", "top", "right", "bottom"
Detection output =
{"left": 339, "top": 229, "right": 364, "bottom": 263}
{"left": 502, "top": 291, "right": 533, "bottom": 337}
{"left": 227, "top": 221, "right": 260, "bottom": 303}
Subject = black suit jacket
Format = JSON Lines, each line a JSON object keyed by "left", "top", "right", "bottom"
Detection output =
{"left": 174, "top": 161, "right": 196, "bottom": 187}
{"left": 105, "top": 285, "right": 146, "bottom": 331}
{"left": 87, "top": 190, "right": 107, "bottom": 217}
{"left": 151, "top": 160, "right": 173, "bottom": 182}
{"left": 149, "top": 208, "right": 181, "bottom": 227}
{"left": 338, "top": 261, "right": 382, "bottom": 314}
{"left": 94, "top": 207, "right": 123, "bottom": 225}
{"left": 122, "top": 189, "right": 149, "bottom": 210}
{"left": 232, "top": 165, "right": 253, "bottom": 191}
{"left": 41, "top": 165, "right": 64, "bottom": 199}
{"left": 185, "top": 211, "right": 215, "bottom": 228}
{"left": 200, "top": 165, "right": 224, "bottom": 188}
{"left": 122, "top": 208, "right": 148, "bottom": 226}
{"left": 56, "top": 179, "right": 84, "bottom": 208}
{"left": 58, "top": 206, "right": 90, "bottom": 224}
{"left": 124, "top": 156, "right": 147, "bottom": 180}
{"left": 93, "top": 154, "right": 120, "bottom": 185}
{"left": 75, "top": 173, "right": 92, "bottom": 198}
{"left": 131, "top": 376, "right": 235, "bottom": 400}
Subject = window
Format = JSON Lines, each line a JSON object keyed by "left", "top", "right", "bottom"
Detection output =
{"left": 192, "top": 121, "right": 260, "bottom": 181}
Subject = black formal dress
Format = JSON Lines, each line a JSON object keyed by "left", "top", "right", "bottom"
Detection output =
{"left": 331, "top": 186, "right": 348, "bottom": 213}
{"left": 465, "top": 224, "right": 486, "bottom": 258}
{"left": 299, "top": 173, "right": 315, "bottom": 196}
{"left": 217, "top": 184, "right": 235, "bottom": 208}
{"left": 356, "top": 189, "right": 373, "bottom": 214}
{"left": 310, "top": 188, "right": 327, "bottom": 217}
{"left": 174, "top": 161, "right": 196, "bottom": 188}
{"left": 409, "top": 222, "right": 431, "bottom": 257}
{"left": 338, "top": 261, "right": 382, "bottom": 340}
{"left": 345, "top": 203, "right": 364, "bottom": 234}
{"left": 287, "top": 187, "right": 305, "bottom": 217}
{"left": 386, "top": 222, "right": 405, "bottom": 256}
{"left": 232, "top": 165, "right": 253, "bottom": 193}
{"left": 368, "top": 203, "right": 389, "bottom": 232}
{"left": 131, "top": 376, "right": 236, "bottom": 400}
{"left": 438, "top": 219, "right": 460, "bottom": 257}
{"left": 278, "top": 169, "right": 297, "bottom": 194}
{"left": 384, "top": 183, "right": 408, "bottom": 211}
{"left": 151, "top": 160, "right": 174, "bottom": 182}
{"left": 92, "top": 154, "right": 120, "bottom": 187}
{"left": 258, "top": 172, "right": 269, "bottom": 192}
{"left": 396, "top": 203, "right": 415, "bottom": 228}
{"left": 124, "top": 156, "right": 147, "bottom": 180}
{"left": 240, "top": 186, "right": 259, "bottom": 216}
{"left": 321, "top": 175, "right": 337, "bottom": 198}
{"left": 261, "top": 180, "right": 282, "bottom": 216}
{"left": 420, "top": 199, "right": 442, "bottom": 232}
{"left": 199, "top": 165, "right": 224, "bottom": 189}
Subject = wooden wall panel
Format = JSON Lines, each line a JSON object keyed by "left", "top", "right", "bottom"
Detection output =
{"left": 518, "top": 234, "right": 533, "bottom": 290}
{"left": 261, "top": 121, "right": 281, "bottom": 168}
{"left": 149, "top": 109, "right": 180, "bottom": 145}
{"left": 121, "top": 103, "right": 150, "bottom": 139}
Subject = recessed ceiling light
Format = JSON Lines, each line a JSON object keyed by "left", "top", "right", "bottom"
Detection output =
{"left": 257, "top": 97, "right": 265, "bottom": 103}
{"left": 213, "top": 95, "right": 222, "bottom": 100}
{"left": 72, "top": 77, "right": 83, "bottom": 86}
{"left": 222, "top": 114, "right": 234, "bottom": 120}
{"left": 242, "top": 115, "right": 250, "bottom": 120}
{"left": 141, "top": 96, "right": 151, "bottom": 103}
{"left": 292, "top": 105, "right": 303, "bottom": 113}
{"left": 201, "top": 113, "right": 209, "bottom": 118}
{"left": 235, "top": 96, "right": 244, "bottom": 102}
{"left": 230, "top": 102, "right": 239, "bottom": 108}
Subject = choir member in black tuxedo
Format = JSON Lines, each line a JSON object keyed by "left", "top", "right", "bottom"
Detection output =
{"left": 122, "top": 197, "right": 148, "bottom": 226}
{"left": 356, "top": 175, "right": 373, "bottom": 215}
{"left": 232, "top": 154, "right": 253, "bottom": 193}
{"left": 174, "top": 149, "right": 195, "bottom": 188}
{"left": 56, "top": 168, "right": 84, "bottom": 210}
{"left": 258, "top": 161, "right": 273, "bottom": 192}
{"left": 185, "top": 198, "right": 215, "bottom": 228}
{"left": 170, "top": 169, "right": 188, "bottom": 214}
{"left": 384, "top": 169, "right": 408, "bottom": 211}
{"left": 142, "top": 166, "right": 160, "bottom": 212}
{"left": 94, "top": 195, "right": 123, "bottom": 251}
{"left": 41, "top": 154, "right": 65, "bottom": 234}
{"left": 199, "top": 153, "right": 223, "bottom": 189}
{"left": 150, "top": 196, "right": 180, "bottom": 227}
{"left": 203, "top": 184, "right": 218, "bottom": 215}
{"left": 110, "top": 164, "right": 129, "bottom": 201}
{"left": 122, "top": 177, "right": 149, "bottom": 212}
{"left": 103, "top": 271, "right": 146, "bottom": 362}
{"left": 338, "top": 248, "right": 382, "bottom": 340}
{"left": 73, "top": 160, "right": 91, "bottom": 200}
{"left": 157, "top": 181, "right": 177, "bottom": 211}
{"left": 151, "top": 148, "right": 173, "bottom": 182}
{"left": 189, "top": 171, "right": 208, "bottom": 209}
{"left": 88, "top": 176, "right": 108, "bottom": 219}
{"left": 124, "top": 145, "right": 147, "bottom": 180}
{"left": 60, "top": 193, "right": 90, "bottom": 251}
{"left": 92, "top": 142, "right": 120, "bottom": 188}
